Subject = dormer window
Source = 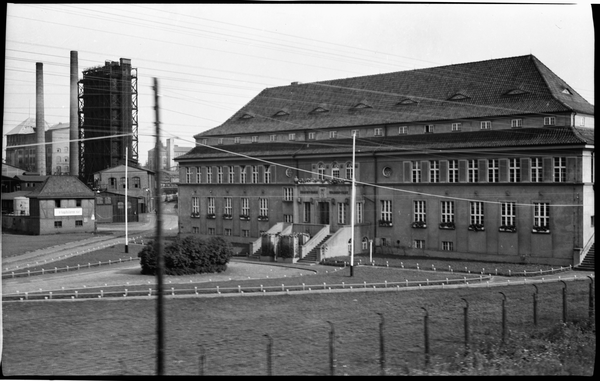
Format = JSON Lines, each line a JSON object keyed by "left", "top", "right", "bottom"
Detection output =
{"left": 273, "top": 109, "right": 290, "bottom": 117}
{"left": 251, "top": 136, "right": 258, "bottom": 143}
{"left": 562, "top": 88, "right": 573, "bottom": 95}
{"left": 240, "top": 113, "right": 255, "bottom": 119}
{"left": 352, "top": 101, "right": 372, "bottom": 109}
{"left": 397, "top": 98, "right": 418, "bottom": 105}
{"left": 311, "top": 106, "right": 329, "bottom": 113}
{"left": 448, "top": 93, "right": 469, "bottom": 101}
{"left": 374, "top": 128, "right": 383, "bottom": 136}
{"left": 234, "top": 137, "right": 240, "bottom": 144}
{"left": 504, "top": 89, "right": 528, "bottom": 96}
{"left": 424, "top": 125, "right": 434, "bottom": 133}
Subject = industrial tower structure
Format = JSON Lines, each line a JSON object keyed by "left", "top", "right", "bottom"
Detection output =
{"left": 78, "top": 58, "right": 138, "bottom": 186}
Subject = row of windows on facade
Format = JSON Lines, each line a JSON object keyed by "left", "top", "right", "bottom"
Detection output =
{"left": 200, "top": 117, "right": 564, "bottom": 145}
{"left": 183, "top": 157, "right": 573, "bottom": 185}
{"left": 54, "top": 220, "right": 84, "bottom": 228}
{"left": 189, "top": 196, "right": 551, "bottom": 230}
{"left": 105, "top": 177, "right": 142, "bottom": 189}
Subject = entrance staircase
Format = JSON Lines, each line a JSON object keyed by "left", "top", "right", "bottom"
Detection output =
{"left": 575, "top": 243, "right": 595, "bottom": 271}
{"left": 298, "top": 235, "right": 332, "bottom": 263}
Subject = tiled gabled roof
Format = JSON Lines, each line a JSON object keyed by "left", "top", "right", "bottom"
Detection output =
{"left": 5, "top": 117, "right": 51, "bottom": 136}
{"left": 27, "top": 176, "right": 95, "bottom": 199}
{"left": 196, "top": 55, "right": 593, "bottom": 138}
{"left": 178, "top": 126, "right": 592, "bottom": 161}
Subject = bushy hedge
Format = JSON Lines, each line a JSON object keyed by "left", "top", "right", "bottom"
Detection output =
{"left": 138, "top": 236, "right": 234, "bottom": 275}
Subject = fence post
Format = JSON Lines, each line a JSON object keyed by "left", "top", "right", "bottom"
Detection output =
{"left": 377, "top": 312, "right": 386, "bottom": 375}
{"left": 499, "top": 292, "right": 507, "bottom": 344}
{"left": 198, "top": 344, "right": 205, "bottom": 376}
{"left": 588, "top": 276, "right": 595, "bottom": 319}
{"left": 532, "top": 284, "right": 538, "bottom": 326}
{"left": 327, "top": 321, "right": 335, "bottom": 376}
{"left": 264, "top": 334, "right": 272, "bottom": 376}
{"left": 461, "top": 298, "right": 469, "bottom": 352}
{"left": 560, "top": 280, "right": 567, "bottom": 323}
{"left": 422, "top": 307, "right": 430, "bottom": 367}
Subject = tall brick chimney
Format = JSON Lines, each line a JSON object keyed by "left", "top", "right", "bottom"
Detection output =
{"left": 69, "top": 51, "right": 79, "bottom": 176}
{"left": 36, "top": 62, "right": 46, "bottom": 175}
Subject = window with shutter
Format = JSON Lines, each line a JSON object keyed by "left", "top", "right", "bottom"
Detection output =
{"left": 403, "top": 161, "right": 411, "bottom": 182}
{"left": 542, "top": 157, "right": 553, "bottom": 182}
{"left": 521, "top": 158, "right": 531, "bottom": 182}
{"left": 499, "top": 159, "right": 508, "bottom": 182}
{"left": 458, "top": 160, "right": 467, "bottom": 182}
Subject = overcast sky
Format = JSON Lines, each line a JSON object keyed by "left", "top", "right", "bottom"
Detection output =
{"left": 3, "top": 3, "right": 595, "bottom": 166}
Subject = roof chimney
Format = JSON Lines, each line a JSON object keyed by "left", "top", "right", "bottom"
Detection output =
{"left": 36, "top": 62, "right": 46, "bottom": 176}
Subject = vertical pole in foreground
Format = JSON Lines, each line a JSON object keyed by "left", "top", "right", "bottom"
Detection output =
{"left": 125, "top": 149, "right": 128, "bottom": 253}
{"left": 349, "top": 131, "right": 356, "bottom": 277}
{"left": 154, "top": 77, "right": 165, "bottom": 376}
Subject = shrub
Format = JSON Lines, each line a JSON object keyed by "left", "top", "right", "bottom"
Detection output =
{"left": 137, "top": 236, "right": 234, "bottom": 275}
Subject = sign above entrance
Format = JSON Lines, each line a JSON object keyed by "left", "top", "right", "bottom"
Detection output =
{"left": 54, "top": 207, "right": 83, "bottom": 216}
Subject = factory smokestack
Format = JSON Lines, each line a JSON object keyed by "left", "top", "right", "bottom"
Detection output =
{"left": 36, "top": 62, "right": 46, "bottom": 176}
{"left": 70, "top": 51, "right": 79, "bottom": 176}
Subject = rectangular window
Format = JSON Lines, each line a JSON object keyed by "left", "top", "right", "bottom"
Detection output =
{"left": 509, "top": 158, "right": 521, "bottom": 182}
{"left": 224, "top": 197, "right": 232, "bottom": 216}
{"left": 206, "top": 167, "right": 212, "bottom": 183}
{"left": 442, "top": 241, "right": 454, "bottom": 251}
{"left": 501, "top": 202, "right": 516, "bottom": 227}
{"left": 241, "top": 198, "right": 250, "bottom": 216}
{"left": 208, "top": 228, "right": 216, "bottom": 235}
{"left": 380, "top": 200, "right": 392, "bottom": 222}
{"left": 201, "top": 139, "right": 208, "bottom": 145}
{"left": 225, "top": 228, "right": 232, "bottom": 236}
{"left": 75, "top": 220, "right": 83, "bottom": 227}
{"left": 468, "top": 159, "right": 479, "bottom": 182}
{"left": 531, "top": 158, "right": 542, "bottom": 182}
{"left": 207, "top": 197, "right": 215, "bottom": 215}
{"left": 511, "top": 119, "right": 523, "bottom": 128}
{"left": 356, "top": 202, "right": 364, "bottom": 224}
{"left": 270, "top": 135, "right": 276, "bottom": 142}
{"left": 252, "top": 166, "right": 259, "bottom": 183}
{"left": 121, "top": 177, "right": 127, "bottom": 189}
{"left": 412, "top": 161, "right": 421, "bottom": 183}
{"left": 242, "top": 229, "right": 250, "bottom": 237}
{"left": 554, "top": 157, "right": 566, "bottom": 182}
{"left": 424, "top": 124, "right": 434, "bottom": 133}
{"left": 448, "top": 160, "right": 458, "bottom": 183}
{"left": 264, "top": 165, "right": 271, "bottom": 183}
{"left": 288, "top": 133, "right": 295, "bottom": 141}
{"left": 284, "top": 214, "right": 293, "bottom": 223}
{"left": 352, "top": 129, "right": 359, "bottom": 137}
{"left": 240, "top": 166, "right": 247, "bottom": 184}
{"left": 217, "top": 166, "right": 223, "bottom": 184}
{"left": 544, "top": 117, "right": 556, "bottom": 126}
{"left": 346, "top": 164, "right": 354, "bottom": 180}
{"left": 451, "top": 123, "right": 461, "bottom": 131}
{"left": 429, "top": 161, "right": 439, "bottom": 183}
{"left": 192, "top": 227, "right": 200, "bottom": 234}
{"left": 480, "top": 121, "right": 492, "bottom": 130}
{"left": 441, "top": 201, "right": 454, "bottom": 223}
{"left": 252, "top": 136, "right": 258, "bottom": 143}
{"left": 329, "top": 131, "right": 338, "bottom": 139}
{"left": 414, "top": 239, "right": 424, "bottom": 249}
{"left": 55, "top": 199, "right": 62, "bottom": 208}
{"left": 192, "top": 167, "right": 199, "bottom": 183}
{"left": 234, "top": 137, "right": 240, "bottom": 144}
{"left": 259, "top": 198, "right": 268, "bottom": 217}
{"left": 332, "top": 166, "right": 340, "bottom": 179}
{"left": 218, "top": 138, "right": 223, "bottom": 145}
{"left": 534, "top": 202, "right": 550, "bottom": 228}
{"left": 488, "top": 159, "right": 499, "bottom": 183}
{"left": 54, "top": 221, "right": 62, "bottom": 228}
{"left": 303, "top": 202, "right": 311, "bottom": 223}
{"left": 228, "top": 166, "right": 234, "bottom": 183}
{"left": 399, "top": 126, "right": 408, "bottom": 134}
{"left": 192, "top": 197, "right": 200, "bottom": 214}
{"left": 283, "top": 187, "right": 294, "bottom": 201}
{"left": 414, "top": 200, "right": 426, "bottom": 223}
{"left": 374, "top": 128, "right": 382, "bottom": 136}
{"left": 470, "top": 202, "right": 484, "bottom": 225}
{"left": 318, "top": 165, "right": 325, "bottom": 180}
{"left": 337, "top": 203, "right": 347, "bottom": 224}
{"left": 308, "top": 132, "right": 316, "bottom": 140}
{"left": 76, "top": 199, "right": 82, "bottom": 207}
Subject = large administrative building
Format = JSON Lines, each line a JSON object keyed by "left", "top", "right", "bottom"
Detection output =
{"left": 175, "top": 55, "right": 594, "bottom": 267}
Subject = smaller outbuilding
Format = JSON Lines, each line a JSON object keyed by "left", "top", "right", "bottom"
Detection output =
{"left": 2, "top": 176, "right": 96, "bottom": 235}
{"left": 95, "top": 190, "right": 139, "bottom": 224}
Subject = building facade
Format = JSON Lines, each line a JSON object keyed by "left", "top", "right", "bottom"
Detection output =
{"left": 175, "top": 55, "right": 594, "bottom": 266}
{"left": 93, "top": 164, "right": 155, "bottom": 213}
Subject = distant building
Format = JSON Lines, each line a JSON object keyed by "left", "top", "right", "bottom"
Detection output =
{"left": 176, "top": 54, "right": 594, "bottom": 267}
{"left": 4, "top": 117, "right": 51, "bottom": 173}
{"left": 93, "top": 164, "right": 155, "bottom": 213}
{"left": 1, "top": 176, "right": 96, "bottom": 235}
{"left": 95, "top": 190, "right": 139, "bottom": 224}
{"left": 47, "top": 122, "right": 71, "bottom": 175}
{"left": 147, "top": 138, "right": 193, "bottom": 171}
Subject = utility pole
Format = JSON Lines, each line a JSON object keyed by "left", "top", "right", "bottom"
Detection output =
{"left": 154, "top": 77, "right": 165, "bottom": 376}
{"left": 350, "top": 131, "right": 356, "bottom": 276}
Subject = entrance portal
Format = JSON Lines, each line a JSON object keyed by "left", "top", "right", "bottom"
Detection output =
{"left": 318, "top": 201, "right": 330, "bottom": 225}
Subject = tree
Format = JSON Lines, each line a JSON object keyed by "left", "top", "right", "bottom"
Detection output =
{"left": 138, "top": 236, "right": 234, "bottom": 275}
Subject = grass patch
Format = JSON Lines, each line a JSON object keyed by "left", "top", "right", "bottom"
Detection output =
{"left": 1, "top": 231, "right": 115, "bottom": 258}
{"left": 2, "top": 280, "right": 594, "bottom": 376}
